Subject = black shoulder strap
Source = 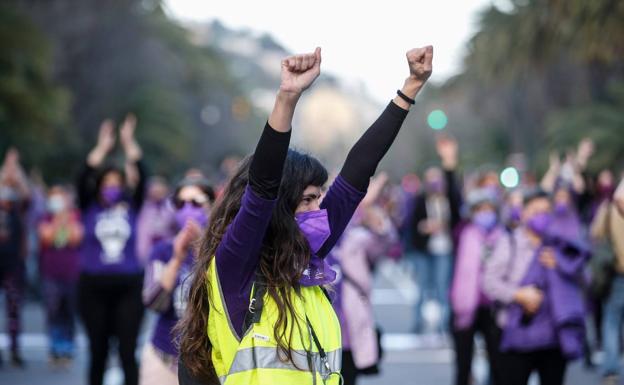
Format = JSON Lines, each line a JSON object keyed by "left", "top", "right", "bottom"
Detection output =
{"left": 241, "top": 278, "right": 333, "bottom": 376}
{"left": 242, "top": 280, "right": 267, "bottom": 333}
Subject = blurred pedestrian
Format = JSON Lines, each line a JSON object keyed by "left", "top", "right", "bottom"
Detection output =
{"left": 407, "top": 135, "right": 462, "bottom": 334}
{"left": 76, "top": 115, "right": 146, "bottom": 385}
{"left": 0, "top": 148, "right": 30, "bottom": 367}
{"left": 136, "top": 176, "right": 175, "bottom": 265}
{"left": 139, "top": 175, "right": 214, "bottom": 385}
{"left": 549, "top": 185, "right": 584, "bottom": 242}
{"left": 38, "top": 185, "right": 83, "bottom": 366}
{"left": 328, "top": 175, "right": 398, "bottom": 385}
{"left": 450, "top": 188, "right": 504, "bottom": 385}
{"left": 500, "top": 189, "right": 524, "bottom": 231}
{"left": 591, "top": 176, "right": 624, "bottom": 385}
{"left": 484, "top": 190, "right": 589, "bottom": 385}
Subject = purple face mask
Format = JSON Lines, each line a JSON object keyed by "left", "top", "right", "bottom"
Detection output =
{"left": 473, "top": 210, "right": 498, "bottom": 231}
{"left": 175, "top": 203, "right": 208, "bottom": 229}
{"left": 526, "top": 212, "right": 552, "bottom": 236}
{"left": 101, "top": 186, "right": 123, "bottom": 205}
{"left": 509, "top": 206, "right": 522, "bottom": 222}
{"left": 554, "top": 203, "right": 570, "bottom": 216}
{"left": 295, "top": 209, "right": 335, "bottom": 286}
{"left": 427, "top": 180, "right": 444, "bottom": 194}
{"left": 485, "top": 186, "right": 502, "bottom": 203}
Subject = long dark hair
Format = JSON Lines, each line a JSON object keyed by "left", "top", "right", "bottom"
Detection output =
{"left": 176, "top": 150, "right": 328, "bottom": 379}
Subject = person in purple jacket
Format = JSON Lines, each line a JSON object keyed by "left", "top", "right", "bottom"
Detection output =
{"left": 483, "top": 189, "right": 589, "bottom": 385}
{"left": 139, "top": 175, "right": 215, "bottom": 385}
{"left": 176, "top": 45, "right": 434, "bottom": 383}
{"left": 76, "top": 115, "right": 146, "bottom": 385}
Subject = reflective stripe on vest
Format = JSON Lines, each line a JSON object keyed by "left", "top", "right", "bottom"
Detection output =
{"left": 206, "top": 259, "right": 342, "bottom": 385}
{"left": 219, "top": 347, "right": 342, "bottom": 384}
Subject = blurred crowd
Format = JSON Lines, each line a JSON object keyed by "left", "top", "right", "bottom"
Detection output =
{"left": 1, "top": 115, "right": 623, "bottom": 385}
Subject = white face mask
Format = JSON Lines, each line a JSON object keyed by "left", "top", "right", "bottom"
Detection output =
{"left": 0, "top": 186, "right": 18, "bottom": 202}
{"left": 47, "top": 195, "right": 66, "bottom": 214}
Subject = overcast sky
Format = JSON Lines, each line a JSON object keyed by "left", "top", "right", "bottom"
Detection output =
{"left": 165, "top": 0, "right": 498, "bottom": 101}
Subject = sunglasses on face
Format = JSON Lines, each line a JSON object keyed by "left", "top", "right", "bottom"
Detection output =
{"left": 172, "top": 196, "right": 208, "bottom": 209}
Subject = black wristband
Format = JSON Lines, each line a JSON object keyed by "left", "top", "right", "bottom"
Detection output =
{"left": 396, "top": 89, "right": 415, "bottom": 105}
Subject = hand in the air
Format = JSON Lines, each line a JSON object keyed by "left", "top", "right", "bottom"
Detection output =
{"left": 119, "top": 114, "right": 142, "bottom": 161}
{"left": 119, "top": 114, "right": 137, "bottom": 148}
{"left": 577, "top": 138, "right": 594, "bottom": 162}
{"left": 436, "top": 134, "right": 458, "bottom": 170}
{"left": 96, "top": 119, "right": 116, "bottom": 154}
{"left": 548, "top": 151, "right": 561, "bottom": 170}
{"left": 406, "top": 46, "right": 433, "bottom": 84}
{"left": 280, "top": 47, "right": 322, "bottom": 95}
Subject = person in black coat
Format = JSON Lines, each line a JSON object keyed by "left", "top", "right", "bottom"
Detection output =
{"left": 408, "top": 135, "right": 462, "bottom": 334}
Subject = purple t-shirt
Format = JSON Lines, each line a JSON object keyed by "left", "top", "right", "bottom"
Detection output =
{"left": 215, "top": 175, "right": 365, "bottom": 338}
{"left": 80, "top": 200, "right": 142, "bottom": 275}
{"left": 147, "top": 240, "right": 193, "bottom": 356}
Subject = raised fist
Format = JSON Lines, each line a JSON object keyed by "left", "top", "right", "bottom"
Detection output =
{"left": 279, "top": 47, "right": 322, "bottom": 95}
{"left": 406, "top": 46, "right": 433, "bottom": 84}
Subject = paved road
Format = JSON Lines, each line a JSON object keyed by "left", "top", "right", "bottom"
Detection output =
{"left": 0, "top": 261, "right": 606, "bottom": 384}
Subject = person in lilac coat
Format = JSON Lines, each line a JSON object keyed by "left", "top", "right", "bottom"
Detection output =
{"left": 450, "top": 188, "right": 505, "bottom": 385}
{"left": 328, "top": 197, "right": 398, "bottom": 385}
{"left": 76, "top": 115, "right": 146, "bottom": 385}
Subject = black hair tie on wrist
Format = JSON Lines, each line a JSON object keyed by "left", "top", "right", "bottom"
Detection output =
{"left": 397, "top": 89, "right": 415, "bottom": 105}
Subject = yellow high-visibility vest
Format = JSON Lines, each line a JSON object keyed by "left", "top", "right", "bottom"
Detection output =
{"left": 206, "top": 259, "right": 342, "bottom": 385}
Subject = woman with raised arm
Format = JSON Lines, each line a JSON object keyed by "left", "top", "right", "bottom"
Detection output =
{"left": 177, "top": 45, "right": 433, "bottom": 385}
{"left": 76, "top": 115, "right": 146, "bottom": 385}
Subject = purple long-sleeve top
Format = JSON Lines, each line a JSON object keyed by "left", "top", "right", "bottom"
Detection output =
{"left": 216, "top": 101, "right": 408, "bottom": 338}
{"left": 142, "top": 240, "right": 194, "bottom": 357}
{"left": 216, "top": 177, "right": 365, "bottom": 338}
